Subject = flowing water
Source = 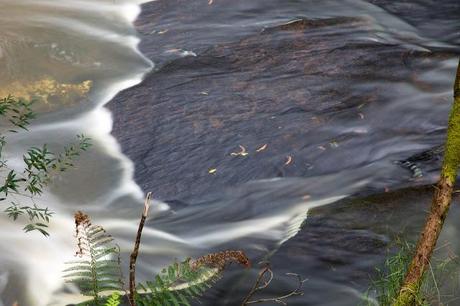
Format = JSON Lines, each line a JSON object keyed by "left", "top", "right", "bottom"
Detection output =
{"left": 1, "top": 0, "right": 460, "bottom": 305}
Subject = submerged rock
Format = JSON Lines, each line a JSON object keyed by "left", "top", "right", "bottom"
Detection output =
{"left": 396, "top": 145, "right": 444, "bottom": 178}
{"left": 0, "top": 77, "right": 92, "bottom": 110}
{"left": 110, "top": 5, "right": 454, "bottom": 202}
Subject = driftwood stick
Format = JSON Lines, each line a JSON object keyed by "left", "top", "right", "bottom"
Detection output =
{"left": 128, "top": 192, "right": 152, "bottom": 306}
{"left": 241, "top": 264, "right": 306, "bottom": 306}
{"left": 241, "top": 264, "right": 271, "bottom": 305}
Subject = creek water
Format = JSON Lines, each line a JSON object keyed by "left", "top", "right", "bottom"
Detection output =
{"left": 0, "top": 0, "right": 459, "bottom": 305}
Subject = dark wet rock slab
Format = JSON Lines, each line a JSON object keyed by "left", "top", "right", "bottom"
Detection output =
{"left": 109, "top": 2, "right": 453, "bottom": 202}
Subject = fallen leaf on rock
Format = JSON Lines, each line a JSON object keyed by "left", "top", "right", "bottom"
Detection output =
{"left": 329, "top": 141, "right": 339, "bottom": 148}
{"left": 285, "top": 155, "right": 293, "bottom": 165}
{"left": 256, "top": 144, "right": 268, "bottom": 152}
{"left": 231, "top": 145, "right": 249, "bottom": 157}
{"left": 358, "top": 112, "right": 364, "bottom": 119}
{"left": 208, "top": 168, "right": 217, "bottom": 174}
{"left": 318, "top": 145, "right": 326, "bottom": 151}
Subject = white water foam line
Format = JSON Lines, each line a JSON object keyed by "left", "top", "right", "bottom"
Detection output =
{"left": 0, "top": 1, "right": 154, "bottom": 305}
{"left": 11, "top": 0, "right": 142, "bottom": 24}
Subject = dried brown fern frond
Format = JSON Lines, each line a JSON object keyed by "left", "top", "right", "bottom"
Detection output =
{"left": 191, "top": 250, "right": 251, "bottom": 271}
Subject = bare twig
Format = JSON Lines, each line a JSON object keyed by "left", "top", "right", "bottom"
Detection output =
{"left": 241, "top": 264, "right": 271, "bottom": 305}
{"left": 128, "top": 192, "right": 152, "bottom": 306}
{"left": 241, "top": 264, "right": 307, "bottom": 306}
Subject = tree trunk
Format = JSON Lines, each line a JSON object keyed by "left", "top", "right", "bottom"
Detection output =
{"left": 392, "top": 58, "right": 460, "bottom": 306}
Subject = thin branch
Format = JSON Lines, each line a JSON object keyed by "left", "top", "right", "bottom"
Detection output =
{"left": 241, "top": 265, "right": 307, "bottom": 306}
{"left": 128, "top": 192, "right": 152, "bottom": 306}
{"left": 241, "top": 264, "right": 271, "bottom": 305}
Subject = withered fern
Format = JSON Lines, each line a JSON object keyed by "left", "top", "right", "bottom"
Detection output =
{"left": 64, "top": 211, "right": 124, "bottom": 306}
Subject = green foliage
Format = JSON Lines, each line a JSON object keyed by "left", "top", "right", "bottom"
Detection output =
{"left": 104, "top": 292, "right": 121, "bottom": 306}
{"left": 0, "top": 95, "right": 91, "bottom": 235}
{"left": 22, "top": 135, "right": 91, "bottom": 195}
{"left": 135, "top": 260, "right": 222, "bottom": 306}
{"left": 5, "top": 203, "right": 54, "bottom": 236}
{"left": 66, "top": 213, "right": 250, "bottom": 306}
{"left": 363, "top": 243, "right": 425, "bottom": 306}
{"left": 64, "top": 212, "right": 124, "bottom": 306}
{"left": 363, "top": 242, "right": 460, "bottom": 306}
{"left": 0, "top": 95, "right": 35, "bottom": 131}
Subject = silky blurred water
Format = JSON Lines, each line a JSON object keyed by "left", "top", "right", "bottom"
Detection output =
{"left": 0, "top": 0, "right": 459, "bottom": 305}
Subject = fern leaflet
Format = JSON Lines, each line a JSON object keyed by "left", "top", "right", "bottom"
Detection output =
{"left": 64, "top": 211, "right": 124, "bottom": 306}
{"left": 136, "top": 251, "right": 250, "bottom": 306}
{"left": 104, "top": 292, "right": 121, "bottom": 306}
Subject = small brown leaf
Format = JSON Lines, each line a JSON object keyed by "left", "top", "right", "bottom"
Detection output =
{"left": 284, "top": 155, "right": 293, "bottom": 165}
{"left": 256, "top": 144, "right": 268, "bottom": 152}
{"left": 230, "top": 145, "right": 249, "bottom": 157}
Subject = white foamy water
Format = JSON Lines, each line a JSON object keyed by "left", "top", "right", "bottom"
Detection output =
{"left": 0, "top": 1, "right": 346, "bottom": 305}
{"left": 0, "top": 1, "right": 153, "bottom": 305}
{"left": 2, "top": 0, "right": 458, "bottom": 305}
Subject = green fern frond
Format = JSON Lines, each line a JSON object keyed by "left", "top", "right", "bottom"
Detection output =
{"left": 135, "top": 259, "right": 221, "bottom": 306}
{"left": 64, "top": 211, "right": 124, "bottom": 306}
{"left": 104, "top": 292, "right": 121, "bottom": 306}
{"left": 136, "top": 251, "right": 250, "bottom": 306}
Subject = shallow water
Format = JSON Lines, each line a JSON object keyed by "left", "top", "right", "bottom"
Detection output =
{"left": 1, "top": 0, "right": 460, "bottom": 305}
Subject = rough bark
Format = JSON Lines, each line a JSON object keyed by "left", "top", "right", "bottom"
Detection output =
{"left": 392, "top": 58, "right": 460, "bottom": 306}
{"left": 128, "top": 193, "right": 152, "bottom": 306}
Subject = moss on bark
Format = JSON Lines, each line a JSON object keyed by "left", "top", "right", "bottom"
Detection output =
{"left": 392, "top": 59, "right": 460, "bottom": 306}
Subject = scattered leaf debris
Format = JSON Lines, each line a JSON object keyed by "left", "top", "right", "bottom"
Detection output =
{"left": 256, "top": 144, "right": 268, "bottom": 152}
{"left": 231, "top": 145, "right": 249, "bottom": 157}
